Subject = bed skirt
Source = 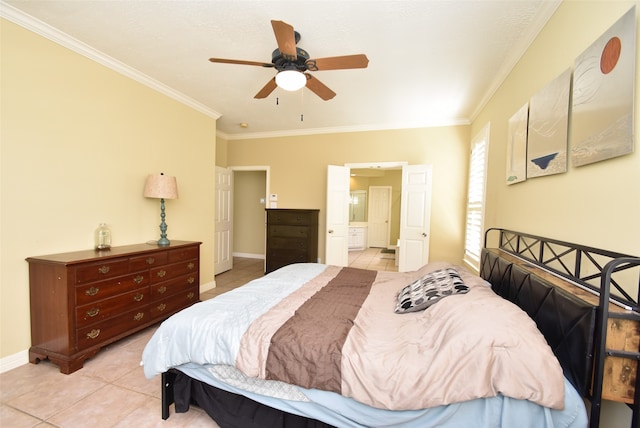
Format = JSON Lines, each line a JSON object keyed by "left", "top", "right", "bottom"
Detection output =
{"left": 171, "top": 370, "right": 336, "bottom": 428}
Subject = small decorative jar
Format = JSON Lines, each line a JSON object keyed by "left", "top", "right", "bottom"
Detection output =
{"left": 95, "top": 223, "right": 111, "bottom": 250}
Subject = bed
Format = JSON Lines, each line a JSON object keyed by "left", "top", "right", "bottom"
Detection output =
{"left": 141, "top": 229, "right": 640, "bottom": 428}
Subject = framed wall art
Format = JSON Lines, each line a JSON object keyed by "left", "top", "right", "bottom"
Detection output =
{"left": 571, "top": 6, "right": 636, "bottom": 167}
{"left": 526, "top": 68, "right": 572, "bottom": 179}
{"left": 507, "top": 102, "right": 529, "bottom": 185}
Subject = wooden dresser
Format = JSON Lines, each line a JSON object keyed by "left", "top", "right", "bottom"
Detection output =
{"left": 26, "top": 240, "right": 201, "bottom": 374}
{"left": 265, "top": 209, "right": 319, "bottom": 274}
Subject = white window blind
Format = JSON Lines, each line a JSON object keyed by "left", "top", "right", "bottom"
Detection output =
{"left": 463, "top": 124, "right": 490, "bottom": 271}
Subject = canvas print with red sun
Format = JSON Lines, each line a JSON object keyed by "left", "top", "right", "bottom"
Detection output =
{"left": 571, "top": 7, "right": 636, "bottom": 167}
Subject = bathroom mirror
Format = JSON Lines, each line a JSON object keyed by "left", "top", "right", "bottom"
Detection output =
{"left": 349, "top": 190, "right": 367, "bottom": 222}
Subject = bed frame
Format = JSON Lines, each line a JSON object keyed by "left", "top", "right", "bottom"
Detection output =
{"left": 160, "top": 229, "right": 640, "bottom": 428}
{"left": 482, "top": 228, "right": 640, "bottom": 428}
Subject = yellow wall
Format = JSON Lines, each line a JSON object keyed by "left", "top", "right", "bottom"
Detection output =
{"left": 1, "top": 20, "right": 217, "bottom": 360}
{"left": 227, "top": 126, "right": 471, "bottom": 264}
{"left": 472, "top": 2, "right": 639, "bottom": 426}
{"left": 476, "top": 1, "right": 640, "bottom": 257}
{"left": 233, "top": 170, "right": 268, "bottom": 255}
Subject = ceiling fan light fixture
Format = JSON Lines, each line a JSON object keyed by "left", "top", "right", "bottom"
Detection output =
{"left": 275, "top": 70, "right": 307, "bottom": 91}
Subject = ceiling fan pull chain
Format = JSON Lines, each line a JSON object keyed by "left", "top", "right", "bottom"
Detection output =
{"left": 276, "top": 97, "right": 279, "bottom": 105}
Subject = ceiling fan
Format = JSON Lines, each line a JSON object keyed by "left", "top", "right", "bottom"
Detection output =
{"left": 209, "top": 20, "right": 369, "bottom": 101}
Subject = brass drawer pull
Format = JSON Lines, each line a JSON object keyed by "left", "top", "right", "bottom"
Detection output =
{"left": 158, "top": 286, "right": 167, "bottom": 294}
{"left": 133, "top": 275, "right": 144, "bottom": 284}
{"left": 133, "top": 293, "right": 144, "bottom": 302}
{"left": 86, "top": 329, "right": 100, "bottom": 339}
{"left": 146, "top": 257, "right": 155, "bottom": 265}
{"left": 157, "top": 303, "right": 166, "bottom": 311}
{"left": 156, "top": 270, "right": 166, "bottom": 278}
{"left": 187, "top": 262, "right": 195, "bottom": 270}
{"left": 98, "top": 265, "right": 110, "bottom": 274}
{"left": 187, "top": 277, "right": 195, "bottom": 284}
{"left": 133, "top": 312, "right": 144, "bottom": 321}
{"left": 187, "top": 292, "right": 195, "bottom": 300}
{"left": 86, "top": 287, "right": 99, "bottom": 296}
{"left": 86, "top": 308, "right": 100, "bottom": 317}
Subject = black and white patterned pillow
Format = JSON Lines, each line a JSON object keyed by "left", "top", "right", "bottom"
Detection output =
{"left": 394, "top": 268, "right": 469, "bottom": 314}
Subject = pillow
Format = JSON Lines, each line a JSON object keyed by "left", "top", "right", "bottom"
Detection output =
{"left": 395, "top": 268, "right": 469, "bottom": 314}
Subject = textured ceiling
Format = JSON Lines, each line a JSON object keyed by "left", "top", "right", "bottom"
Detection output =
{"left": 1, "top": 0, "right": 560, "bottom": 139}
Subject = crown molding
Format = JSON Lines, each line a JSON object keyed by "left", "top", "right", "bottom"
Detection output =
{"left": 470, "top": 0, "right": 562, "bottom": 121}
{"left": 1, "top": 2, "right": 222, "bottom": 120}
{"left": 218, "top": 118, "right": 470, "bottom": 141}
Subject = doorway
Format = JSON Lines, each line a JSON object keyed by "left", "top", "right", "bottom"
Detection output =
{"left": 327, "top": 163, "right": 432, "bottom": 272}
{"left": 214, "top": 166, "right": 270, "bottom": 275}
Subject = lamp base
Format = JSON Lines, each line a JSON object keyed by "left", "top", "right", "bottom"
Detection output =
{"left": 157, "top": 237, "right": 171, "bottom": 246}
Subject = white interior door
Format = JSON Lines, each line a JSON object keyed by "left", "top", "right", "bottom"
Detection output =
{"left": 398, "top": 164, "right": 432, "bottom": 272}
{"left": 325, "top": 165, "right": 350, "bottom": 266}
{"left": 214, "top": 166, "right": 233, "bottom": 274}
{"left": 367, "top": 186, "right": 391, "bottom": 248}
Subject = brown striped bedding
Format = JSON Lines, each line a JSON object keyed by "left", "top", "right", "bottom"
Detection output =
{"left": 236, "top": 262, "right": 565, "bottom": 411}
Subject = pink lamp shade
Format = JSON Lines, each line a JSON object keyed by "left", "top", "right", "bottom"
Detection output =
{"left": 143, "top": 173, "right": 179, "bottom": 200}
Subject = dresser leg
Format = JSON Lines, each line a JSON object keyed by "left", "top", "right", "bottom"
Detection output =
{"left": 28, "top": 347, "right": 94, "bottom": 374}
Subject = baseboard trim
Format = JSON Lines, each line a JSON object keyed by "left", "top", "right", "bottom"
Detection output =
{"left": 232, "top": 252, "right": 265, "bottom": 260}
{"left": 0, "top": 349, "right": 29, "bottom": 374}
{"left": 200, "top": 279, "right": 216, "bottom": 293}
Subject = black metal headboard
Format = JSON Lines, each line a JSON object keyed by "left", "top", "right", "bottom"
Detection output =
{"left": 479, "top": 248, "right": 596, "bottom": 396}
{"left": 484, "top": 228, "right": 639, "bottom": 311}
{"left": 480, "top": 228, "right": 640, "bottom": 428}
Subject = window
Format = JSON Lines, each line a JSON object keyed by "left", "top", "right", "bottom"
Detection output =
{"left": 463, "top": 123, "right": 490, "bottom": 271}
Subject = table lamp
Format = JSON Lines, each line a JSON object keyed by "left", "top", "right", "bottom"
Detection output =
{"left": 143, "top": 173, "right": 178, "bottom": 246}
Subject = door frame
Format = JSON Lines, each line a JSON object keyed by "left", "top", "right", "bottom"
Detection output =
{"left": 227, "top": 166, "right": 270, "bottom": 270}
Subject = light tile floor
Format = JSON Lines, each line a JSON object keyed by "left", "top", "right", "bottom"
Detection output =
{"left": 0, "top": 249, "right": 395, "bottom": 427}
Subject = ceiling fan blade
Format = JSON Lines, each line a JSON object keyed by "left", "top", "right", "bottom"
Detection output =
{"left": 209, "top": 58, "right": 274, "bottom": 68}
{"left": 254, "top": 77, "right": 278, "bottom": 99}
{"left": 271, "top": 20, "right": 297, "bottom": 61}
{"left": 305, "top": 74, "right": 336, "bottom": 100}
{"left": 306, "top": 54, "right": 369, "bottom": 71}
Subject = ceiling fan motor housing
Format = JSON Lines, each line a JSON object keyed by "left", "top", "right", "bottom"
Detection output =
{"left": 271, "top": 47, "right": 310, "bottom": 71}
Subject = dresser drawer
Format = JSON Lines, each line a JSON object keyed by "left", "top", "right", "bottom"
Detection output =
{"left": 75, "top": 272, "right": 148, "bottom": 306}
{"left": 267, "top": 236, "right": 309, "bottom": 251}
{"left": 151, "top": 273, "right": 199, "bottom": 301}
{"left": 267, "top": 210, "right": 314, "bottom": 226}
{"left": 151, "top": 287, "right": 198, "bottom": 319}
{"left": 268, "top": 225, "right": 310, "bottom": 239}
{"left": 76, "top": 287, "right": 148, "bottom": 328}
{"left": 130, "top": 252, "right": 168, "bottom": 271}
{"left": 169, "top": 246, "right": 199, "bottom": 263}
{"left": 74, "top": 258, "right": 131, "bottom": 284}
{"left": 150, "top": 259, "right": 199, "bottom": 284}
{"left": 76, "top": 307, "right": 149, "bottom": 350}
